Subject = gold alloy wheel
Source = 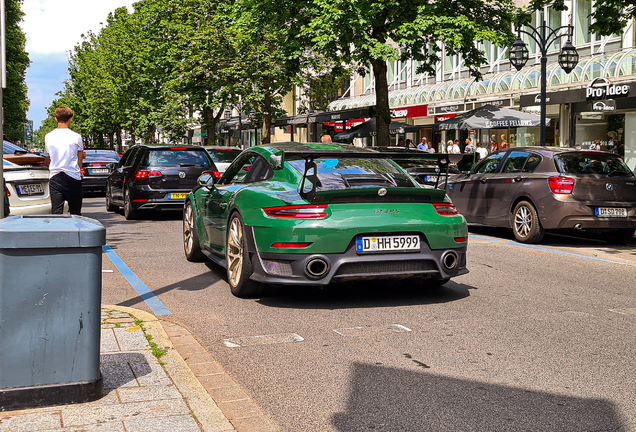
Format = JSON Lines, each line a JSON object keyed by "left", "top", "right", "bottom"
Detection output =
{"left": 514, "top": 205, "right": 532, "bottom": 238}
{"left": 183, "top": 203, "right": 195, "bottom": 255}
{"left": 227, "top": 217, "right": 244, "bottom": 287}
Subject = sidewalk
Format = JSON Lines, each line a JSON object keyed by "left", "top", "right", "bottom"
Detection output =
{"left": 0, "top": 306, "right": 279, "bottom": 432}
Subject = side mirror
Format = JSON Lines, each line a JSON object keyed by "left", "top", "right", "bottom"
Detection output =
{"left": 106, "top": 162, "right": 116, "bottom": 171}
{"left": 197, "top": 173, "right": 213, "bottom": 186}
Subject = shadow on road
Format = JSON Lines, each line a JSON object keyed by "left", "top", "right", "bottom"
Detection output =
{"left": 331, "top": 362, "right": 626, "bottom": 431}
{"left": 256, "top": 279, "right": 475, "bottom": 310}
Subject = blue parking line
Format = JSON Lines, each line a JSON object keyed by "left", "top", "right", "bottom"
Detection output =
{"left": 468, "top": 234, "right": 629, "bottom": 266}
{"left": 102, "top": 244, "right": 173, "bottom": 316}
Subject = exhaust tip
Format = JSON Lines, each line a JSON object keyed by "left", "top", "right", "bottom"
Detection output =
{"left": 441, "top": 251, "right": 459, "bottom": 271}
{"left": 306, "top": 257, "right": 329, "bottom": 279}
{"left": 574, "top": 223, "right": 583, "bottom": 230}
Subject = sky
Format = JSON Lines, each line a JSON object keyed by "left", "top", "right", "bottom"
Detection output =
{"left": 21, "top": 0, "right": 136, "bottom": 130}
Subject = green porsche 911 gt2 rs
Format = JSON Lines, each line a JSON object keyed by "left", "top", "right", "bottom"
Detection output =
{"left": 183, "top": 142, "right": 468, "bottom": 297}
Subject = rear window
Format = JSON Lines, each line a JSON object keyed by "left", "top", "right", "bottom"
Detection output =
{"left": 209, "top": 149, "right": 241, "bottom": 163}
{"left": 289, "top": 158, "right": 416, "bottom": 190}
{"left": 84, "top": 151, "right": 120, "bottom": 162}
{"left": 142, "top": 150, "right": 211, "bottom": 168}
{"left": 395, "top": 159, "right": 461, "bottom": 174}
{"left": 3, "top": 141, "right": 26, "bottom": 155}
{"left": 554, "top": 153, "right": 634, "bottom": 176}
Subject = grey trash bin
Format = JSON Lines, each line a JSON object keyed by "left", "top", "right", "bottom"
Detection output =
{"left": 0, "top": 215, "right": 106, "bottom": 411}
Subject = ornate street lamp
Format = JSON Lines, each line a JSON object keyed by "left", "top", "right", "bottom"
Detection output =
{"left": 511, "top": 20, "right": 579, "bottom": 146}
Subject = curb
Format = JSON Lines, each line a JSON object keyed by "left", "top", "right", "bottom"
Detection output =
{"left": 105, "top": 305, "right": 280, "bottom": 432}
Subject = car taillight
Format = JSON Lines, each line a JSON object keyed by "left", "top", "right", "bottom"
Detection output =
{"left": 263, "top": 205, "right": 329, "bottom": 219}
{"left": 5, "top": 186, "right": 10, "bottom": 197}
{"left": 433, "top": 203, "right": 459, "bottom": 216}
{"left": 548, "top": 176, "right": 575, "bottom": 194}
{"left": 271, "top": 242, "right": 312, "bottom": 248}
{"left": 454, "top": 237, "right": 468, "bottom": 243}
{"left": 135, "top": 170, "right": 163, "bottom": 180}
{"left": 170, "top": 147, "right": 187, "bottom": 150}
{"left": 202, "top": 170, "right": 221, "bottom": 179}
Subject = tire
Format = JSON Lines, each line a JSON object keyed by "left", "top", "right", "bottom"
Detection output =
{"left": 105, "top": 184, "right": 118, "bottom": 212}
{"left": 511, "top": 200, "right": 544, "bottom": 244}
{"left": 183, "top": 200, "right": 204, "bottom": 262}
{"left": 226, "top": 212, "right": 262, "bottom": 297}
{"left": 602, "top": 229, "right": 635, "bottom": 245}
{"left": 124, "top": 188, "right": 137, "bottom": 220}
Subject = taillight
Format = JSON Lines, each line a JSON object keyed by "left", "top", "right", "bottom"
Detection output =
{"left": 5, "top": 186, "right": 10, "bottom": 197}
{"left": 548, "top": 176, "right": 574, "bottom": 194}
{"left": 454, "top": 237, "right": 468, "bottom": 243}
{"left": 433, "top": 203, "right": 459, "bottom": 216}
{"left": 135, "top": 170, "right": 163, "bottom": 180}
{"left": 263, "top": 205, "right": 329, "bottom": 219}
{"left": 271, "top": 242, "right": 312, "bottom": 248}
{"left": 170, "top": 147, "right": 187, "bottom": 150}
{"left": 202, "top": 170, "right": 221, "bottom": 179}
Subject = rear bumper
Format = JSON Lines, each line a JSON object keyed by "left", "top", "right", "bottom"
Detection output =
{"left": 82, "top": 177, "right": 108, "bottom": 190}
{"left": 129, "top": 186, "right": 189, "bottom": 211}
{"left": 244, "top": 226, "right": 468, "bottom": 286}
{"left": 538, "top": 198, "right": 636, "bottom": 230}
{"left": 9, "top": 202, "right": 52, "bottom": 215}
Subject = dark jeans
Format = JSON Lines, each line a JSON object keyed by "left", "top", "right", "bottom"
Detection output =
{"left": 50, "top": 172, "right": 83, "bottom": 215}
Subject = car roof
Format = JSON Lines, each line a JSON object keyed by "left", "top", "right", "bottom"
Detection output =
{"left": 135, "top": 144, "right": 209, "bottom": 150}
{"left": 204, "top": 147, "right": 241, "bottom": 151}
{"left": 251, "top": 142, "right": 380, "bottom": 159}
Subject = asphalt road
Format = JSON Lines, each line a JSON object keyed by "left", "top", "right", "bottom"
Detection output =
{"left": 86, "top": 195, "right": 636, "bottom": 432}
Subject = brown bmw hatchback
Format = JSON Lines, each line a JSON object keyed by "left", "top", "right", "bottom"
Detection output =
{"left": 445, "top": 147, "right": 636, "bottom": 244}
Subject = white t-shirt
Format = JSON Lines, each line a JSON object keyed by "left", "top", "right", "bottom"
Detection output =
{"left": 450, "top": 144, "right": 461, "bottom": 154}
{"left": 45, "top": 128, "right": 84, "bottom": 180}
{"left": 476, "top": 147, "right": 488, "bottom": 160}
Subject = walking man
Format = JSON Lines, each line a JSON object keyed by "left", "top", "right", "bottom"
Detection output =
{"left": 45, "top": 106, "right": 85, "bottom": 215}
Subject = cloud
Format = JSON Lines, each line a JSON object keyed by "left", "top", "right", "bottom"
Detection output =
{"left": 22, "top": 0, "right": 136, "bottom": 55}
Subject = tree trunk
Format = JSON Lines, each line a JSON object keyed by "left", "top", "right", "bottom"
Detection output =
{"left": 109, "top": 132, "right": 115, "bottom": 151}
{"left": 204, "top": 107, "right": 216, "bottom": 146}
{"left": 115, "top": 126, "right": 123, "bottom": 154}
{"left": 371, "top": 58, "right": 390, "bottom": 147}
{"left": 261, "top": 91, "right": 272, "bottom": 144}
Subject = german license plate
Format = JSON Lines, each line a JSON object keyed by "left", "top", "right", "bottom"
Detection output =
{"left": 356, "top": 235, "right": 420, "bottom": 252}
{"left": 170, "top": 193, "right": 188, "bottom": 199}
{"left": 595, "top": 207, "right": 627, "bottom": 218}
{"left": 90, "top": 168, "right": 109, "bottom": 174}
{"left": 17, "top": 183, "right": 44, "bottom": 195}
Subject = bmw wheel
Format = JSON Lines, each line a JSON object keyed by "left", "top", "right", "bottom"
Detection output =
{"left": 183, "top": 200, "right": 204, "bottom": 262}
{"left": 124, "top": 188, "right": 137, "bottom": 220}
{"left": 511, "top": 200, "right": 544, "bottom": 244}
{"left": 105, "top": 184, "right": 118, "bottom": 212}
{"left": 226, "top": 213, "right": 262, "bottom": 297}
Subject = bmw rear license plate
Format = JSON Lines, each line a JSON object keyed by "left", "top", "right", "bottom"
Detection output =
{"left": 17, "top": 183, "right": 44, "bottom": 195}
{"left": 90, "top": 168, "right": 109, "bottom": 174}
{"left": 595, "top": 207, "right": 627, "bottom": 218}
{"left": 357, "top": 235, "right": 420, "bottom": 253}
{"left": 169, "top": 193, "right": 188, "bottom": 199}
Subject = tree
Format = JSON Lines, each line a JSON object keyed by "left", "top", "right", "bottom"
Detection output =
{"left": 529, "top": 0, "right": 635, "bottom": 36}
{"left": 295, "top": 0, "right": 521, "bottom": 145}
{"left": 3, "top": 0, "right": 30, "bottom": 142}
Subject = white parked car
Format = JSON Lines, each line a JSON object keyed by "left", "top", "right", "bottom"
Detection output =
{"left": 3, "top": 159, "right": 52, "bottom": 215}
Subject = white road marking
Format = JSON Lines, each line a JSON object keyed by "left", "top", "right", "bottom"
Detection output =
{"left": 609, "top": 308, "right": 636, "bottom": 315}
{"left": 223, "top": 333, "right": 304, "bottom": 348}
{"left": 102, "top": 270, "right": 114, "bottom": 273}
{"left": 333, "top": 324, "right": 412, "bottom": 337}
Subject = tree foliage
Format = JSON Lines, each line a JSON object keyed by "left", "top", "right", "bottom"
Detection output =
{"left": 4, "top": 0, "right": 30, "bottom": 142}
{"left": 529, "top": 0, "right": 635, "bottom": 36}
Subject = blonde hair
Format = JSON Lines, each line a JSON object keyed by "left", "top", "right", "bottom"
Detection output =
{"left": 447, "top": 140, "right": 453, "bottom": 146}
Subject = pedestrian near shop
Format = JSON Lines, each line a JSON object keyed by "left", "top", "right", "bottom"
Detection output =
{"left": 476, "top": 142, "right": 488, "bottom": 161}
{"left": 464, "top": 138, "right": 476, "bottom": 153}
{"left": 418, "top": 137, "right": 429, "bottom": 151}
{"left": 450, "top": 139, "right": 461, "bottom": 154}
{"left": 446, "top": 140, "right": 453, "bottom": 153}
{"left": 44, "top": 106, "right": 85, "bottom": 215}
{"left": 321, "top": 134, "right": 332, "bottom": 143}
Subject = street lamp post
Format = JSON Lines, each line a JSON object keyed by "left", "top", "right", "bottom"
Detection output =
{"left": 510, "top": 20, "right": 579, "bottom": 146}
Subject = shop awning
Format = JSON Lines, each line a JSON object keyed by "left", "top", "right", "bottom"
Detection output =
{"left": 223, "top": 116, "right": 254, "bottom": 131}
{"left": 433, "top": 105, "right": 549, "bottom": 131}
{"left": 274, "top": 106, "right": 376, "bottom": 126}
{"left": 334, "top": 118, "right": 420, "bottom": 140}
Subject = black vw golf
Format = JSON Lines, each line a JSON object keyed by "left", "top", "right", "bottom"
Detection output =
{"left": 106, "top": 145, "right": 219, "bottom": 219}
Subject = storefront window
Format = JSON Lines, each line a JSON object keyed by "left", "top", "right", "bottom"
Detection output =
{"left": 575, "top": 113, "right": 624, "bottom": 152}
{"left": 575, "top": 0, "right": 591, "bottom": 45}
{"left": 516, "top": 127, "right": 541, "bottom": 147}
{"left": 618, "top": 52, "right": 636, "bottom": 77}
{"left": 582, "top": 57, "right": 608, "bottom": 81}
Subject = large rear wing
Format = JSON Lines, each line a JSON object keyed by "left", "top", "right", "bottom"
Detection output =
{"left": 268, "top": 149, "right": 468, "bottom": 203}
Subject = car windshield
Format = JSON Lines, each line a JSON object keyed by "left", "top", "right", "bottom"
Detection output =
{"left": 143, "top": 150, "right": 211, "bottom": 168}
{"left": 555, "top": 153, "right": 634, "bottom": 176}
{"left": 289, "top": 158, "right": 416, "bottom": 190}
{"left": 84, "top": 151, "right": 120, "bottom": 162}
{"left": 3, "top": 141, "right": 26, "bottom": 155}
{"left": 209, "top": 149, "right": 241, "bottom": 163}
